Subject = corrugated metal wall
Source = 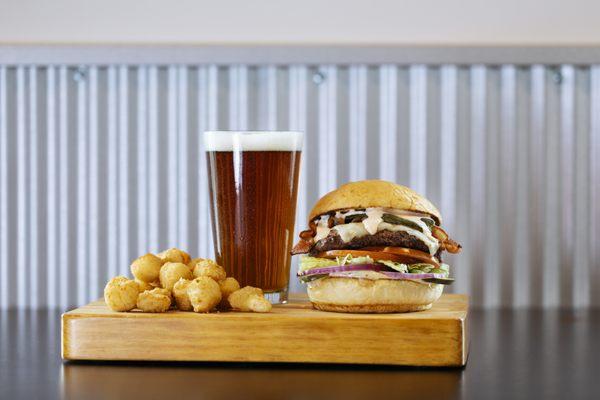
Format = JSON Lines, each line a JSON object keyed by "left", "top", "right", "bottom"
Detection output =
{"left": 0, "top": 64, "right": 598, "bottom": 310}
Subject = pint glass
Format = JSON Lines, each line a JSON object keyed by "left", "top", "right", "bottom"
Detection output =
{"left": 204, "top": 131, "right": 303, "bottom": 303}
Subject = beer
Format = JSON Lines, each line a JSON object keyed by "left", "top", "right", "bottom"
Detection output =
{"left": 204, "top": 131, "right": 303, "bottom": 303}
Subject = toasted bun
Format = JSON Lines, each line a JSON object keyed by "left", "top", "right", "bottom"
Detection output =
{"left": 308, "top": 180, "right": 442, "bottom": 224}
{"left": 306, "top": 277, "right": 443, "bottom": 313}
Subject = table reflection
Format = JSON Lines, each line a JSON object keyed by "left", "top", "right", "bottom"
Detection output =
{"left": 61, "top": 361, "right": 462, "bottom": 400}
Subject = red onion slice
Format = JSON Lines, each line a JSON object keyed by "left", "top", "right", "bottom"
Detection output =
{"left": 298, "top": 264, "right": 451, "bottom": 283}
{"left": 297, "top": 264, "right": 389, "bottom": 276}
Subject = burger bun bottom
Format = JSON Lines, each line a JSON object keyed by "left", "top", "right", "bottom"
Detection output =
{"left": 307, "top": 277, "right": 444, "bottom": 313}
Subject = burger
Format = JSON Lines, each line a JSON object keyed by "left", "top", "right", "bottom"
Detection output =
{"left": 292, "top": 180, "right": 461, "bottom": 313}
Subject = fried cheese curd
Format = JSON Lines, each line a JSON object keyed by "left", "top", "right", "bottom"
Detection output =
{"left": 104, "top": 249, "right": 271, "bottom": 313}
{"left": 157, "top": 248, "right": 191, "bottom": 265}
{"left": 228, "top": 286, "right": 272, "bottom": 313}
{"left": 137, "top": 288, "right": 172, "bottom": 313}
{"left": 172, "top": 278, "right": 193, "bottom": 311}
{"left": 187, "top": 277, "right": 222, "bottom": 313}
{"left": 218, "top": 277, "right": 241, "bottom": 309}
{"left": 104, "top": 276, "right": 140, "bottom": 312}
{"left": 159, "top": 262, "right": 193, "bottom": 291}
{"left": 135, "top": 279, "right": 158, "bottom": 292}
{"left": 130, "top": 253, "right": 163, "bottom": 283}
{"left": 187, "top": 257, "right": 203, "bottom": 271}
{"left": 192, "top": 259, "right": 226, "bottom": 282}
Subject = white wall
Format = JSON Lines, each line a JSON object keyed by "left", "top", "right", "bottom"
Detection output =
{"left": 1, "top": 0, "right": 600, "bottom": 45}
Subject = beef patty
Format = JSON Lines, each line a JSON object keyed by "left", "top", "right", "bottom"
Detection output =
{"left": 309, "top": 229, "right": 442, "bottom": 260}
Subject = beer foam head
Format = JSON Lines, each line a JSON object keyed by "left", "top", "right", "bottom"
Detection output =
{"left": 203, "top": 131, "right": 303, "bottom": 151}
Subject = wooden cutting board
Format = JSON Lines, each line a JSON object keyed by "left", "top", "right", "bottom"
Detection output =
{"left": 62, "top": 293, "right": 468, "bottom": 366}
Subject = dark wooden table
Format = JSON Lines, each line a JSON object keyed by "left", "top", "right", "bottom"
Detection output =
{"left": 1, "top": 309, "right": 598, "bottom": 400}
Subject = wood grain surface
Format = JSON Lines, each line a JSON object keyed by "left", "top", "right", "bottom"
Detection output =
{"left": 62, "top": 293, "right": 468, "bottom": 366}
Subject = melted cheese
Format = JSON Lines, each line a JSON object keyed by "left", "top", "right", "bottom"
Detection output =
{"left": 312, "top": 207, "right": 440, "bottom": 255}
{"left": 332, "top": 223, "right": 369, "bottom": 242}
{"left": 362, "top": 208, "right": 384, "bottom": 234}
{"left": 314, "top": 225, "right": 331, "bottom": 242}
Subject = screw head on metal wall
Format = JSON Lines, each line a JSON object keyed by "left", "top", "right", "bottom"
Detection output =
{"left": 312, "top": 71, "right": 325, "bottom": 85}
{"left": 73, "top": 67, "right": 87, "bottom": 82}
{"left": 552, "top": 70, "right": 563, "bottom": 84}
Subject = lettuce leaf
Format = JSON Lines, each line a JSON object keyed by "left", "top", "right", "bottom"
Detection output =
{"left": 298, "top": 254, "right": 375, "bottom": 272}
{"left": 298, "top": 256, "right": 338, "bottom": 273}
{"left": 337, "top": 255, "right": 374, "bottom": 266}
{"left": 377, "top": 260, "right": 408, "bottom": 273}
{"left": 299, "top": 256, "right": 451, "bottom": 276}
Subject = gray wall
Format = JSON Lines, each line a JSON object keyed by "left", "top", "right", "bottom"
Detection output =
{"left": 4, "top": 0, "right": 600, "bottom": 44}
{"left": 0, "top": 64, "right": 598, "bottom": 310}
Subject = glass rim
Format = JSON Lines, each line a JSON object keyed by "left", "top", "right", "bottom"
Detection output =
{"left": 203, "top": 131, "right": 303, "bottom": 151}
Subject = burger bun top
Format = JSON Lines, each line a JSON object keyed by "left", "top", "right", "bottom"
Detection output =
{"left": 309, "top": 180, "right": 442, "bottom": 224}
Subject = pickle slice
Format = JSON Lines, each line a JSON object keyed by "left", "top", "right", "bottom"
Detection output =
{"left": 422, "top": 277, "right": 454, "bottom": 285}
{"left": 298, "top": 274, "right": 329, "bottom": 283}
{"left": 420, "top": 218, "right": 436, "bottom": 229}
{"left": 381, "top": 214, "right": 423, "bottom": 232}
{"left": 344, "top": 214, "right": 368, "bottom": 224}
{"left": 409, "top": 263, "right": 434, "bottom": 273}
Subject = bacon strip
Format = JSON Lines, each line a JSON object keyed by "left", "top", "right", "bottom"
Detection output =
{"left": 291, "top": 239, "right": 312, "bottom": 255}
{"left": 298, "top": 229, "right": 314, "bottom": 240}
{"left": 432, "top": 226, "right": 462, "bottom": 254}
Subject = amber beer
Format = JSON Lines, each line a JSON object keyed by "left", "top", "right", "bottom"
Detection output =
{"left": 204, "top": 131, "right": 303, "bottom": 303}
